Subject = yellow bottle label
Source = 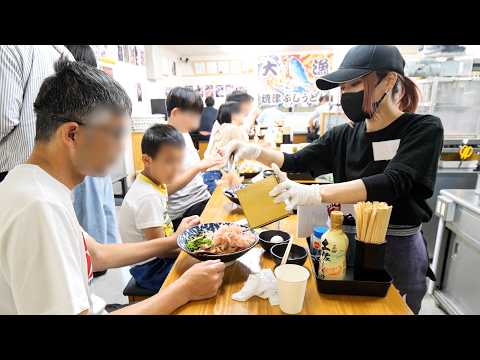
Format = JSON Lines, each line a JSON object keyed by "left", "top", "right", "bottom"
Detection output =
{"left": 319, "top": 229, "right": 348, "bottom": 280}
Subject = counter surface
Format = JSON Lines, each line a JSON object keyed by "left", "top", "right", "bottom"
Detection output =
{"left": 160, "top": 188, "right": 412, "bottom": 315}
{"left": 440, "top": 189, "right": 480, "bottom": 215}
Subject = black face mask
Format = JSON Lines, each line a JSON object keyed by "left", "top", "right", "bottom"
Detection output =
{"left": 341, "top": 90, "right": 388, "bottom": 123}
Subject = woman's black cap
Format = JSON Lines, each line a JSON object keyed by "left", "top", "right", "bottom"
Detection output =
{"left": 316, "top": 45, "right": 406, "bottom": 90}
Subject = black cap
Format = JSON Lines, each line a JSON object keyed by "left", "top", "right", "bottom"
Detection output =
{"left": 316, "top": 45, "right": 405, "bottom": 90}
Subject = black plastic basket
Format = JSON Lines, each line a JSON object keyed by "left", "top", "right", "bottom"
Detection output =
{"left": 354, "top": 241, "right": 386, "bottom": 280}
{"left": 311, "top": 242, "right": 392, "bottom": 298}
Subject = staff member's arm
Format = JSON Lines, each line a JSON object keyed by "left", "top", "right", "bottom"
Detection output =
{"left": 226, "top": 119, "right": 443, "bottom": 209}
{"left": 270, "top": 121, "right": 443, "bottom": 209}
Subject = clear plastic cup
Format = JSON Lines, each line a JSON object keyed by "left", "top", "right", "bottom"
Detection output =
{"left": 274, "top": 264, "right": 310, "bottom": 314}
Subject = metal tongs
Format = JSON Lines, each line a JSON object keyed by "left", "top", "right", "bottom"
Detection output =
{"left": 225, "top": 152, "right": 235, "bottom": 174}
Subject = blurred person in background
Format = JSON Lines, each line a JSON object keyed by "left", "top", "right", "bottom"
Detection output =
{"left": 203, "top": 101, "right": 248, "bottom": 193}
{"left": 307, "top": 95, "right": 331, "bottom": 142}
{"left": 209, "top": 90, "right": 257, "bottom": 137}
{"left": 67, "top": 45, "right": 120, "bottom": 278}
{"left": 0, "top": 45, "right": 74, "bottom": 182}
{"left": 198, "top": 96, "right": 217, "bottom": 142}
{"left": 166, "top": 87, "right": 223, "bottom": 229}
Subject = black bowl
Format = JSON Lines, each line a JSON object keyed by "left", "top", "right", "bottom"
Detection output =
{"left": 240, "top": 170, "right": 261, "bottom": 179}
{"left": 258, "top": 230, "right": 291, "bottom": 253}
{"left": 270, "top": 243, "right": 308, "bottom": 266}
{"left": 177, "top": 222, "right": 259, "bottom": 263}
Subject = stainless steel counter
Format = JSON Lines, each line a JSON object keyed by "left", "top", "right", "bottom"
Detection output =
{"left": 439, "top": 189, "right": 480, "bottom": 214}
{"left": 430, "top": 189, "right": 480, "bottom": 314}
{"left": 423, "top": 170, "right": 478, "bottom": 257}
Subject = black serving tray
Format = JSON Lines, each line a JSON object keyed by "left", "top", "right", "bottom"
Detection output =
{"left": 311, "top": 258, "right": 392, "bottom": 297}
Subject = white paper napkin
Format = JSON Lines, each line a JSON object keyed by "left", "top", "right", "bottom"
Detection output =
{"left": 232, "top": 268, "right": 279, "bottom": 306}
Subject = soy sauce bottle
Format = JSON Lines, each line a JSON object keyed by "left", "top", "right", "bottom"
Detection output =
{"left": 318, "top": 211, "right": 349, "bottom": 280}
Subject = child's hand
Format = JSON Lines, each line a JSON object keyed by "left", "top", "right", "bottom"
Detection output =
{"left": 176, "top": 215, "right": 201, "bottom": 235}
{"left": 199, "top": 153, "right": 224, "bottom": 171}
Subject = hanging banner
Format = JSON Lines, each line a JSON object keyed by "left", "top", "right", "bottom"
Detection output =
{"left": 257, "top": 52, "right": 333, "bottom": 107}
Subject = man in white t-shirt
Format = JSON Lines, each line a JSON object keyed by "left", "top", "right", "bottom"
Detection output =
{"left": 165, "top": 87, "right": 223, "bottom": 229}
{"left": 0, "top": 58, "right": 225, "bottom": 315}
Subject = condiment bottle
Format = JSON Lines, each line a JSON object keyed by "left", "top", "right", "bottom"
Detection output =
{"left": 275, "top": 127, "right": 283, "bottom": 146}
{"left": 319, "top": 211, "right": 348, "bottom": 280}
{"left": 311, "top": 226, "right": 328, "bottom": 258}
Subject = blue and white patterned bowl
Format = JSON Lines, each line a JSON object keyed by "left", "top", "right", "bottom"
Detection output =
{"left": 177, "top": 222, "right": 259, "bottom": 263}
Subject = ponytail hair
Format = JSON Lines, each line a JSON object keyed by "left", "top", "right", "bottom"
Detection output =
{"left": 396, "top": 74, "right": 419, "bottom": 113}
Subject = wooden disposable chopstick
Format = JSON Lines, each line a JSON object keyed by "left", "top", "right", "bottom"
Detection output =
{"left": 355, "top": 201, "right": 392, "bottom": 244}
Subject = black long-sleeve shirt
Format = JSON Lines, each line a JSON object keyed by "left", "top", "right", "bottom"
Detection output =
{"left": 281, "top": 113, "right": 444, "bottom": 226}
{"left": 199, "top": 106, "right": 218, "bottom": 133}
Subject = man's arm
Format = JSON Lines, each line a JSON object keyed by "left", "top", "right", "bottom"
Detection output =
{"left": 85, "top": 232, "right": 178, "bottom": 272}
{"left": 111, "top": 260, "right": 225, "bottom": 315}
{"left": 0, "top": 46, "right": 27, "bottom": 143}
{"left": 111, "top": 276, "right": 191, "bottom": 314}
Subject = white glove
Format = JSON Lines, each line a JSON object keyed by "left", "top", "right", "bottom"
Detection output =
{"left": 224, "top": 140, "right": 262, "bottom": 164}
{"left": 269, "top": 163, "right": 323, "bottom": 211}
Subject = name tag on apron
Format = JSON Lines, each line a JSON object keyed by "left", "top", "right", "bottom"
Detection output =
{"left": 372, "top": 139, "right": 400, "bottom": 161}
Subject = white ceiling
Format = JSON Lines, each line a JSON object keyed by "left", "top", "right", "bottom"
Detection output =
{"left": 160, "top": 45, "right": 420, "bottom": 57}
{"left": 161, "top": 45, "right": 334, "bottom": 57}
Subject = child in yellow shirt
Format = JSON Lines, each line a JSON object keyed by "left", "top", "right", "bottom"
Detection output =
{"left": 119, "top": 124, "right": 199, "bottom": 291}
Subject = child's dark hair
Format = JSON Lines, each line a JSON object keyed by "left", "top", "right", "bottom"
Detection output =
{"left": 226, "top": 90, "right": 253, "bottom": 104}
{"left": 166, "top": 87, "right": 203, "bottom": 117}
{"left": 141, "top": 124, "right": 185, "bottom": 158}
{"left": 217, "top": 101, "right": 242, "bottom": 125}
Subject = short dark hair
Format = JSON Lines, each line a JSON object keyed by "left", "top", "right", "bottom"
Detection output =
{"left": 33, "top": 57, "right": 132, "bottom": 142}
{"left": 205, "top": 96, "right": 215, "bottom": 107}
{"left": 226, "top": 90, "right": 253, "bottom": 104}
{"left": 217, "top": 101, "right": 242, "bottom": 125}
{"left": 66, "top": 45, "right": 97, "bottom": 67}
{"left": 166, "top": 87, "right": 203, "bottom": 117}
{"left": 141, "top": 124, "right": 185, "bottom": 158}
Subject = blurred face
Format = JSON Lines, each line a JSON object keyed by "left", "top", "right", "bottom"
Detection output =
{"left": 143, "top": 144, "right": 185, "bottom": 184}
{"left": 171, "top": 108, "right": 201, "bottom": 132}
{"left": 231, "top": 112, "right": 245, "bottom": 126}
{"left": 240, "top": 101, "right": 253, "bottom": 117}
{"left": 67, "top": 111, "right": 129, "bottom": 177}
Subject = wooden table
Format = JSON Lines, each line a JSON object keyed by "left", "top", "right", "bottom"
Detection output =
{"left": 161, "top": 188, "right": 412, "bottom": 315}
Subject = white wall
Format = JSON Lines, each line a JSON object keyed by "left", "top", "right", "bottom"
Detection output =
{"left": 99, "top": 45, "right": 181, "bottom": 118}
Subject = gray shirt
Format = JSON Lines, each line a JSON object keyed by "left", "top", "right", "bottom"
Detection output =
{"left": 0, "top": 45, "right": 73, "bottom": 172}
{"left": 167, "top": 133, "right": 210, "bottom": 220}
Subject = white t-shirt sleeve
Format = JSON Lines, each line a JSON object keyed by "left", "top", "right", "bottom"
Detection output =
{"left": 134, "top": 195, "right": 168, "bottom": 230}
{"left": 3, "top": 201, "right": 90, "bottom": 315}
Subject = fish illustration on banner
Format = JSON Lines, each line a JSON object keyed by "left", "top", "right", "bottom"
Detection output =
{"left": 258, "top": 53, "right": 333, "bottom": 107}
